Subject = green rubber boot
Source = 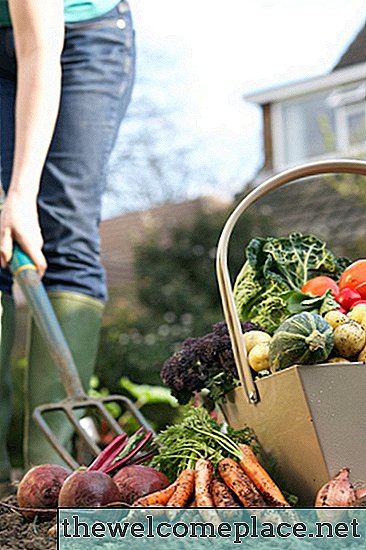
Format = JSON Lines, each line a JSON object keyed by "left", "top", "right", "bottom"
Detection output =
{"left": 0, "top": 293, "right": 16, "bottom": 482}
{"left": 23, "top": 291, "right": 104, "bottom": 468}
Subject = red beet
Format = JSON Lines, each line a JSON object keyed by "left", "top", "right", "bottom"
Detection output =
{"left": 17, "top": 464, "right": 72, "bottom": 520}
{"left": 58, "top": 470, "right": 121, "bottom": 507}
{"left": 113, "top": 464, "right": 170, "bottom": 505}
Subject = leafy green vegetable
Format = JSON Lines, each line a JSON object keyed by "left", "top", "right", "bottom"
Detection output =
{"left": 234, "top": 233, "right": 349, "bottom": 334}
{"left": 151, "top": 405, "right": 259, "bottom": 481}
{"left": 284, "top": 289, "right": 338, "bottom": 316}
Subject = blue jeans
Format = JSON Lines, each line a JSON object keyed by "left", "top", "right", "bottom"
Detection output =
{"left": 0, "top": 0, "right": 135, "bottom": 302}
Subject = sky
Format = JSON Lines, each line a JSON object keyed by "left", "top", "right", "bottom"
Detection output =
{"left": 103, "top": 0, "right": 366, "bottom": 217}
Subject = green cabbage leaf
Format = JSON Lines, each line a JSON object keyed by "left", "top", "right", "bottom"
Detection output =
{"left": 233, "top": 233, "right": 350, "bottom": 334}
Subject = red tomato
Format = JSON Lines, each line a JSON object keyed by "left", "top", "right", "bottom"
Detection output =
{"left": 301, "top": 276, "right": 339, "bottom": 298}
{"left": 336, "top": 288, "right": 362, "bottom": 311}
{"left": 338, "top": 260, "right": 366, "bottom": 298}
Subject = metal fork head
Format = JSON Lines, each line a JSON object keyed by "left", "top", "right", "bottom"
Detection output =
{"left": 32, "top": 394, "right": 155, "bottom": 469}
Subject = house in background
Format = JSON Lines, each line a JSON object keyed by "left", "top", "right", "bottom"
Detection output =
{"left": 246, "top": 19, "right": 366, "bottom": 177}
{"left": 241, "top": 19, "right": 366, "bottom": 260}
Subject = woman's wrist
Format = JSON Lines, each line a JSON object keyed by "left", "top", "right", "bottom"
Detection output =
{"left": 5, "top": 184, "right": 39, "bottom": 204}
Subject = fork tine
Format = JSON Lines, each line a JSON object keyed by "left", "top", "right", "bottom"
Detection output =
{"left": 33, "top": 407, "right": 79, "bottom": 469}
{"left": 63, "top": 407, "right": 102, "bottom": 456}
{"left": 93, "top": 399, "right": 125, "bottom": 435}
{"left": 33, "top": 394, "right": 155, "bottom": 467}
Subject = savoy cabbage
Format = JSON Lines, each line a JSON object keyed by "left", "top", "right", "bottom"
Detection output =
{"left": 233, "top": 233, "right": 350, "bottom": 334}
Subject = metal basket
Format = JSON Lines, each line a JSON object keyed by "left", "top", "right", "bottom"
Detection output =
{"left": 216, "top": 159, "right": 366, "bottom": 505}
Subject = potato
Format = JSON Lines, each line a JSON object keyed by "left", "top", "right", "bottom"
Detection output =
{"left": 248, "top": 342, "right": 270, "bottom": 372}
{"left": 333, "top": 320, "right": 366, "bottom": 358}
{"left": 348, "top": 304, "right": 366, "bottom": 330}
{"left": 243, "top": 330, "right": 271, "bottom": 354}
{"left": 327, "top": 357, "right": 352, "bottom": 364}
{"left": 358, "top": 345, "right": 366, "bottom": 362}
{"left": 324, "top": 309, "right": 348, "bottom": 330}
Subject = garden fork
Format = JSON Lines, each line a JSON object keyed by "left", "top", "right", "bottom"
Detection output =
{"left": 10, "top": 244, "right": 154, "bottom": 469}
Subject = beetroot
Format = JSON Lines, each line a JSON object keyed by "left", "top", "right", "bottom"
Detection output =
{"left": 58, "top": 470, "right": 121, "bottom": 507}
{"left": 113, "top": 464, "right": 170, "bottom": 505}
{"left": 16, "top": 428, "right": 156, "bottom": 519}
{"left": 17, "top": 464, "right": 71, "bottom": 520}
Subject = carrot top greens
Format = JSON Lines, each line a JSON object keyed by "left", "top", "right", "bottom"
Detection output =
{"left": 151, "top": 406, "right": 259, "bottom": 482}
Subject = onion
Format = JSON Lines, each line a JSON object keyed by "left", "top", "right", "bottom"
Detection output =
{"left": 113, "top": 464, "right": 170, "bottom": 505}
{"left": 315, "top": 467, "right": 356, "bottom": 507}
{"left": 17, "top": 464, "right": 71, "bottom": 520}
{"left": 315, "top": 468, "right": 356, "bottom": 522}
{"left": 58, "top": 470, "right": 121, "bottom": 507}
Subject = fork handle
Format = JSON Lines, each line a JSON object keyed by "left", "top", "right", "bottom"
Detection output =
{"left": 9, "top": 243, "right": 86, "bottom": 399}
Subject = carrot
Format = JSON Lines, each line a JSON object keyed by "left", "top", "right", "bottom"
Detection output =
{"left": 211, "top": 478, "right": 242, "bottom": 522}
{"left": 132, "top": 483, "right": 176, "bottom": 507}
{"left": 195, "top": 458, "right": 215, "bottom": 507}
{"left": 218, "top": 458, "right": 266, "bottom": 507}
{"left": 239, "top": 444, "right": 290, "bottom": 507}
{"left": 193, "top": 459, "right": 222, "bottom": 524}
{"left": 166, "top": 469, "right": 195, "bottom": 507}
{"left": 211, "top": 478, "right": 241, "bottom": 508}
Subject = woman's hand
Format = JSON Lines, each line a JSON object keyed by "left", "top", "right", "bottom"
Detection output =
{"left": 0, "top": 191, "right": 47, "bottom": 277}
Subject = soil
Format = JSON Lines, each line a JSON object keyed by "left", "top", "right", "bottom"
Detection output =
{"left": 0, "top": 494, "right": 56, "bottom": 550}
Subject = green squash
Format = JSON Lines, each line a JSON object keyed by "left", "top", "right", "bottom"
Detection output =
{"left": 269, "top": 312, "right": 334, "bottom": 372}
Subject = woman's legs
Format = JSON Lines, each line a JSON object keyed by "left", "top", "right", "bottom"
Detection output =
{"left": 40, "top": 0, "right": 135, "bottom": 301}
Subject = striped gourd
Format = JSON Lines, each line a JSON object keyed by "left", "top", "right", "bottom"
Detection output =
{"left": 269, "top": 312, "right": 334, "bottom": 372}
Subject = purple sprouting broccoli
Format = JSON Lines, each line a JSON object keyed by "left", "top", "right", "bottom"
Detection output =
{"left": 160, "top": 320, "right": 264, "bottom": 411}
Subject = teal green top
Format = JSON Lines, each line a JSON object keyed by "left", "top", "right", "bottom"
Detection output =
{"left": 0, "top": 0, "right": 119, "bottom": 27}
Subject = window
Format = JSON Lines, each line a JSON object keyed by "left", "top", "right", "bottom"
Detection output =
{"left": 329, "top": 82, "right": 366, "bottom": 151}
{"left": 335, "top": 101, "right": 366, "bottom": 150}
{"left": 273, "top": 81, "right": 366, "bottom": 168}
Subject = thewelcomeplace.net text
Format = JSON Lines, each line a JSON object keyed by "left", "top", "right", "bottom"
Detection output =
{"left": 59, "top": 512, "right": 361, "bottom": 544}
